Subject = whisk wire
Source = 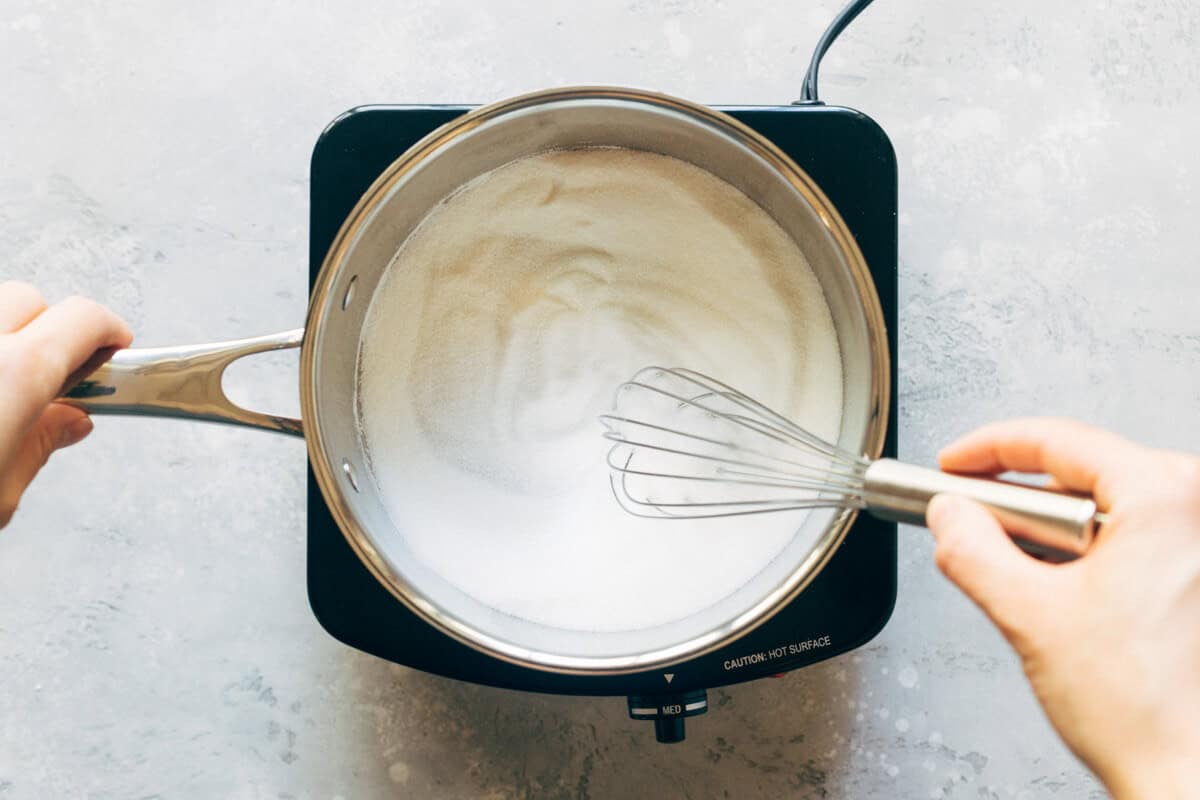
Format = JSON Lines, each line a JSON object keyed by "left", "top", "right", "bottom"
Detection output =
{"left": 602, "top": 374, "right": 862, "bottom": 468}
{"left": 600, "top": 367, "right": 871, "bottom": 520}
{"left": 609, "top": 448, "right": 863, "bottom": 519}
{"left": 667, "top": 367, "right": 865, "bottom": 467}
{"left": 599, "top": 413, "right": 865, "bottom": 487}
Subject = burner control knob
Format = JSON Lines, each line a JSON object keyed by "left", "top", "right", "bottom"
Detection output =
{"left": 627, "top": 689, "right": 708, "bottom": 743}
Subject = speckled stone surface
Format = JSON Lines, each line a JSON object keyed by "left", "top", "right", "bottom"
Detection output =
{"left": 2, "top": 1, "right": 1198, "bottom": 798}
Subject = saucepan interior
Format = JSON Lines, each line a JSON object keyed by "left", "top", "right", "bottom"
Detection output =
{"left": 301, "top": 88, "right": 889, "bottom": 674}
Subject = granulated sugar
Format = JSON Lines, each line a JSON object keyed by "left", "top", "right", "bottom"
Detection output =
{"left": 358, "top": 148, "right": 843, "bottom": 632}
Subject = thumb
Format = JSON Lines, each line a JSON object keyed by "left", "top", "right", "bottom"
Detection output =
{"left": 926, "top": 493, "right": 1055, "bottom": 642}
{"left": 0, "top": 404, "right": 93, "bottom": 528}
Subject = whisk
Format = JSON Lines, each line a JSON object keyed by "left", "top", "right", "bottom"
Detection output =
{"left": 599, "top": 367, "right": 1103, "bottom": 560}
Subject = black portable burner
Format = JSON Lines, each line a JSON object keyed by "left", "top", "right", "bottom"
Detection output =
{"left": 307, "top": 102, "right": 897, "bottom": 743}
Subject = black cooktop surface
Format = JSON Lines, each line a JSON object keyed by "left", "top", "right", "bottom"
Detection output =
{"left": 307, "top": 103, "right": 898, "bottom": 706}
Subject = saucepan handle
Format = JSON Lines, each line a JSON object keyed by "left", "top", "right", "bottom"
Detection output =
{"left": 59, "top": 328, "right": 305, "bottom": 437}
{"left": 862, "top": 458, "right": 1103, "bottom": 561}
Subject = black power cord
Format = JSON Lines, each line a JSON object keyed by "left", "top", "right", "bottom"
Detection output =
{"left": 796, "top": 0, "right": 878, "bottom": 104}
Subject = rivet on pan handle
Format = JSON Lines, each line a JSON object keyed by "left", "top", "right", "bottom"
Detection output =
{"left": 59, "top": 329, "right": 305, "bottom": 436}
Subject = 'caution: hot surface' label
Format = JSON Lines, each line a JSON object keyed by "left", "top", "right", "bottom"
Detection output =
{"left": 722, "top": 635, "right": 833, "bottom": 672}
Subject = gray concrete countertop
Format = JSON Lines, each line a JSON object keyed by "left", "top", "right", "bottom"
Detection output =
{"left": 2, "top": 1, "right": 1198, "bottom": 797}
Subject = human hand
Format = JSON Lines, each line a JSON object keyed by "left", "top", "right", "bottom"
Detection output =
{"left": 0, "top": 281, "right": 132, "bottom": 529}
{"left": 925, "top": 418, "right": 1200, "bottom": 799}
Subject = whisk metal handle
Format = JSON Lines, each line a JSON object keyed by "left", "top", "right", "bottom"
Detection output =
{"left": 862, "top": 459, "right": 1100, "bottom": 560}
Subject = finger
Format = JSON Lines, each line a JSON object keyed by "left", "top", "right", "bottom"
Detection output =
{"left": 0, "top": 403, "right": 93, "bottom": 529}
{"left": 61, "top": 347, "right": 127, "bottom": 398}
{"left": 1043, "top": 476, "right": 1066, "bottom": 492}
{"left": 926, "top": 493, "right": 1057, "bottom": 641}
{"left": 7, "top": 296, "right": 132, "bottom": 412}
{"left": 937, "top": 417, "right": 1144, "bottom": 507}
{"left": 0, "top": 281, "right": 48, "bottom": 332}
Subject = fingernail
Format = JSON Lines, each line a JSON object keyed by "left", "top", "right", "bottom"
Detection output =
{"left": 59, "top": 415, "right": 94, "bottom": 448}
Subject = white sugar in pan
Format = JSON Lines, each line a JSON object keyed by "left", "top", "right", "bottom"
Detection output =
{"left": 357, "top": 148, "right": 843, "bottom": 633}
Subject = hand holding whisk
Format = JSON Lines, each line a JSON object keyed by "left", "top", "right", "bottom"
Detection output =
{"left": 599, "top": 367, "right": 1105, "bottom": 560}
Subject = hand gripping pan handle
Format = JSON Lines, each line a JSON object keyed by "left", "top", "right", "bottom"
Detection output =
{"left": 59, "top": 329, "right": 305, "bottom": 436}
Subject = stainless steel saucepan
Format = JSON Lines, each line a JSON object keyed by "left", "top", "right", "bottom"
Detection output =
{"left": 63, "top": 87, "right": 890, "bottom": 675}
